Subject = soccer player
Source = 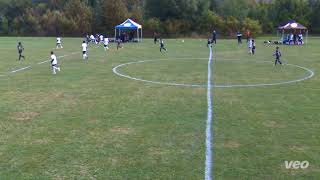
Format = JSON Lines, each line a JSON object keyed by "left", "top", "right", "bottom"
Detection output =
{"left": 251, "top": 39, "right": 256, "bottom": 55}
{"left": 17, "top": 42, "right": 25, "bottom": 60}
{"left": 104, "top": 37, "right": 109, "bottom": 51}
{"left": 273, "top": 47, "right": 282, "bottom": 66}
{"left": 289, "top": 33, "right": 294, "bottom": 45}
{"left": 90, "top": 34, "right": 95, "bottom": 43}
{"left": 298, "top": 33, "right": 303, "bottom": 45}
{"left": 50, "top": 51, "right": 60, "bottom": 74}
{"left": 56, "top": 37, "right": 63, "bottom": 49}
{"left": 154, "top": 32, "right": 158, "bottom": 44}
{"left": 86, "top": 34, "right": 90, "bottom": 43}
{"left": 95, "top": 34, "right": 100, "bottom": 45}
{"left": 207, "top": 38, "right": 212, "bottom": 48}
{"left": 212, "top": 30, "right": 217, "bottom": 44}
{"left": 117, "top": 39, "right": 122, "bottom": 50}
{"left": 246, "top": 29, "right": 251, "bottom": 42}
{"left": 248, "top": 38, "right": 253, "bottom": 54}
{"left": 160, "top": 39, "right": 167, "bottom": 52}
{"left": 82, "top": 41, "right": 88, "bottom": 59}
{"left": 100, "top": 34, "right": 104, "bottom": 44}
{"left": 237, "top": 31, "right": 242, "bottom": 44}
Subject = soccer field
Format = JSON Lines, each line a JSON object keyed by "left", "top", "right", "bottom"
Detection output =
{"left": 0, "top": 37, "right": 319, "bottom": 179}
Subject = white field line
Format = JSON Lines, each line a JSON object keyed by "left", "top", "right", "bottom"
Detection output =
{"left": 37, "top": 52, "right": 78, "bottom": 65}
{"left": 112, "top": 58, "right": 207, "bottom": 87}
{"left": 10, "top": 66, "right": 31, "bottom": 73}
{"left": 214, "top": 63, "right": 315, "bottom": 88}
{"left": 4, "top": 52, "right": 79, "bottom": 75}
{"left": 205, "top": 46, "right": 213, "bottom": 180}
{"left": 112, "top": 59, "right": 315, "bottom": 88}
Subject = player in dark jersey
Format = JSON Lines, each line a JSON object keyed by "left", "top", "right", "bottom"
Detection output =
{"left": 86, "top": 34, "right": 90, "bottom": 44}
{"left": 154, "top": 32, "right": 158, "bottom": 44}
{"left": 117, "top": 39, "right": 122, "bottom": 50}
{"left": 212, "top": 30, "right": 217, "bottom": 44}
{"left": 251, "top": 39, "right": 256, "bottom": 55}
{"left": 237, "top": 31, "right": 242, "bottom": 44}
{"left": 207, "top": 38, "right": 212, "bottom": 48}
{"left": 17, "top": 42, "right": 25, "bottom": 60}
{"left": 273, "top": 47, "right": 282, "bottom": 66}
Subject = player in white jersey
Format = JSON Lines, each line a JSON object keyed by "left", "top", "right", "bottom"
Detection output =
{"left": 104, "top": 38, "right": 109, "bottom": 51}
{"left": 100, "top": 35, "right": 104, "bottom": 44}
{"left": 248, "top": 38, "right": 253, "bottom": 54}
{"left": 90, "top": 34, "right": 95, "bottom": 43}
{"left": 50, "top": 51, "right": 60, "bottom": 74}
{"left": 56, "top": 37, "right": 63, "bottom": 49}
{"left": 82, "top": 41, "right": 88, "bottom": 59}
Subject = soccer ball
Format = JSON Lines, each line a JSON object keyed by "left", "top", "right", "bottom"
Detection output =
{"left": 182, "top": 40, "right": 185, "bottom": 43}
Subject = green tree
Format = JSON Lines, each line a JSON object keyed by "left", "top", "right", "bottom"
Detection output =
{"left": 102, "top": 0, "right": 129, "bottom": 31}
{"left": 0, "top": 16, "right": 9, "bottom": 34}
{"left": 201, "top": 10, "right": 224, "bottom": 34}
{"left": 217, "top": 0, "right": 256, "bottom": 20}
{"left": 64, "top": 0, "right": 93, "bottom": 35}
{"left": 225, "top": 16, "right": 240, "bottom": 36}
{"left": 242, "top": 18, "right": 262, "bottom": 37}
{"left": 270, "top": 0, "right": 311, "bottom": 27}
{"left": 310, "top": 0, "right": 320, "bottom": 32}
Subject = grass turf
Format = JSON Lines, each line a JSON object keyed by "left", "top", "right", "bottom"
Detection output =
{"left": 0, "top": 37, "right": 319, "bottom": 179}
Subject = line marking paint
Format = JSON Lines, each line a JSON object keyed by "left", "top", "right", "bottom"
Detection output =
{"left": 205, "top": 46, "right": 213, "bottom": 180}
{"left": 37, "top": 60, "right": 50, "bottom": 65}
{"left": 10, "top": 66, "right": 31, "bottom": 73}
{"left": 112, "top": 59, "right": 315, "bottom": 88}
{"left": 37, "top": 53, "right": 78, "bottom": 65}
{"left": 1, "top": 52, "right": 79, "bottom": 76}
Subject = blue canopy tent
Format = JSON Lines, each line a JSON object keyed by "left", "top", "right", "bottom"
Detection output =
{"left": 114, "top": 19, "right": 143, "bottom": 42}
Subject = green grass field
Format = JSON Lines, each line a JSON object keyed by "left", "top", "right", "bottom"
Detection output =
{"left": 0, "top": 37, "right": 319, "bottom": 179}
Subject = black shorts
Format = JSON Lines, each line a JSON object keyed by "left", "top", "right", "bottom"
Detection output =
{"left": 83, "top": 51, "right": 86, "bottom": 55}
{"left": 18, "top": 50, "right": 22, "bottom": 54}
{"left": 104, "top": 44, "right": 108, "bottom": 48}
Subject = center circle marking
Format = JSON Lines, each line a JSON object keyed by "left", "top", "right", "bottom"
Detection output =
{"left": 112, "top": 58, "right": 314, "bottom": 88}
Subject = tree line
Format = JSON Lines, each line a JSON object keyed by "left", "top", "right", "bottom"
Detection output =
{"left": 0, "top": 0, "right": 319, "bottom": 37}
